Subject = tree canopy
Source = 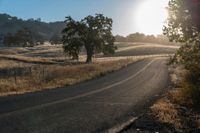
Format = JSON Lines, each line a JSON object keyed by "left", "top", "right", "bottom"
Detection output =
{"left": 3, "top": 28, "right": 34, "bottom": 47}
{"left": 62, "top": 14, "right": 116, "bottom": 63}
{"left": 164, "top": 0, "right": 200, "bottom": 82}
{"left": 163, "top": 0, "right": 200, "bottom": 43}
{"left": 115, "top": 33, "right": 172, "bottom": 45}
{"left": 164, "top": 0, "right": 200, "bottom": 107}
{"left": 0, "top": 13, "right": 65, "bottom": 43}
{"left": 50, "top": 33, "right": 62, "bottom": 45}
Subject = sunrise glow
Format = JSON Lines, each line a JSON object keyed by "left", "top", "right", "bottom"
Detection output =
{"left": 134, "top": 0, "right": 169, "bottom": 35}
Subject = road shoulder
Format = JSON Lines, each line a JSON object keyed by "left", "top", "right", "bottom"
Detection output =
{"left": 121, "top": 65, "right": 200, "bottom": 133}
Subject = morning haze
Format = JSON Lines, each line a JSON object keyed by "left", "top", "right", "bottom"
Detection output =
{"left": 0, "top": 0, "right": 199, "bottom": 133}
{"left": 0, "top": 0, "right": 166, "bottom": 36}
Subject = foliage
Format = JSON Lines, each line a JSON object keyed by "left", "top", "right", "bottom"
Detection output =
{"left": 115, "top": 33, "right": 172, "bottom": 45}
{"left": 115, "top": 35, "right": 127, "bottom": 42}
{"left": 3, "top": 28, "right": 34, "bottom": 47}
{"left": 0, "top": 57, "right": 137, "bottom": 96}
{"left": 62, "top": 14, "right": 116, "bottom": 63}
{"left": 163, "top": 0, "right": 199, "bottom": 43}
{"left": 0, "top": 13, "right": 65, "bottom": 43}
{"left": 0, "top": 34, "right": 3, "bottom": 42}
{"left": 50, "top": 33, "right": 62, "bottom": 45}
{"left": 164, "top": 0, "right": 200, "bottom": 107}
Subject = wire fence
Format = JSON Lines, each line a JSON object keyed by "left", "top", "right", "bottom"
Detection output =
{"left": 0, "top": 65, "right": 47, "bottom": 84}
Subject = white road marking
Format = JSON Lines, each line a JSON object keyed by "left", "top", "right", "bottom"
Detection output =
{"left": 106, "top": 117, "right": 138, "bottom": 133}
{"left": 0, "top": 59, "right": 155, "bottom": 118}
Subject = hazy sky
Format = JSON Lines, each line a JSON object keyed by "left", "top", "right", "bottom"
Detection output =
{"left": 0, "top": 0, "right": 168, "bottom": 36}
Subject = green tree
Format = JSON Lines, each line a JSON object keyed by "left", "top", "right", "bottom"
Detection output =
{"left": 3, "top": 28, "right": 33, "bottom": 47}
{"left": 115, "top": 35, "right": 126, "bottom": 42}
{"left": 50, "top": 33, "right": 62, "bottom": 45}
{"left": 126, "top": 33, "right": 146, "bottom": 42}
{"left": 3, "top": 33, "right": 15, "bottom": 46}
{"left": 163, "top": 0, "right": 198, "bottom": 42}
{"left": 62, "top": 14, "right": 116, "bottom": 63}
{"left": 163, "top": 0, "right": 200, "bottom": 73}
{"left": 15, "top": 28, "right": 33, "bottom": 47}
{"left": 164, "top": 0, "right": 200, "bottom": 105}
{"left": 0, "top": 34, "right": 3, "bottom": 43}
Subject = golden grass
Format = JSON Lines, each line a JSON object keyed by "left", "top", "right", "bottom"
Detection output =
{"left": 0, "top": 44, "right": 171, "bottom": 96}
{"left": 0, "top": 54, "right": 57, "bottom": 64}
{"left": 0, "top": 47, "right": 30, "bottom": 55}
{"left": 0, "top": 44, "right": 62, "bottom": 55}
{"left": 151, "top": 99, "right": 183, "bottom": 129}
{"left": 150, "top": 65, "right": 200, "bottom": 131}
{"left": 0, "top": 44, "right": 65, "bottom": 64}
{"left": 149, "top": 66, "right": 185, "bottom": 130}
{"left": 151, "top": 67, "right": 186, "bottom": 129}
{"left": 0, "top": 57, "right": 140, "bottom": 96}
{"left": 168, "top": 66, "right": 197, "bottom": 107}
{"left": 116, "top": 44, "right": 179, "bottom": 52}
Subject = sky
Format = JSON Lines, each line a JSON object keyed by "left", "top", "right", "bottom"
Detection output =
{"left": 0, "top": 0, "right": 169, "bottom": 36}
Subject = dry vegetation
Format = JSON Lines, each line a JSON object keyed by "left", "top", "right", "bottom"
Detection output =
{"left": 0, "top": 44, "right": 150, "bottom": 96}
{"left": 149, "top": 65, "right": 200, "bottom": 132}
{"left": 167, "top": 66, "right": 193, "bottom": 107}
{"left": 116, "top": 43, "right": 179, "bottom": 52}
{"left": 0, "top": 43, "right": 173, "bottom": 96}
{"left": 0, "top": 57, "right": 143, "bottom": 96}
{"left": 123, "top": 60, "right": 200, "bottom": 132}
{"left": 151, "top": 99, "right": 185, "bottom": 130}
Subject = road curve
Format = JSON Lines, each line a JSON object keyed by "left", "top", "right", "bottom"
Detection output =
{"left": 0, "top": 58, "right": 169, "bottom": 133}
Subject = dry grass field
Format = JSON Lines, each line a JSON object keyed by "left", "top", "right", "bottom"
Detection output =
{"left": 0, "top": 58, "right": 141, "bottom": 96}
{"left": 114, "top": 43, "right": 179, "bottom": 57}
{"left": 0, "top": 42, "right": 174, "bottom": 96}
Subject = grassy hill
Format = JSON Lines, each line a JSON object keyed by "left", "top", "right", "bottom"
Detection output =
{"left": 0, "top": 13, "right": 65, "bottom": 42}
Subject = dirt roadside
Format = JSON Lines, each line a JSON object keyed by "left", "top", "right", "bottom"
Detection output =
{"left": 121, "top": 65, "right": 200, "bottom": 133}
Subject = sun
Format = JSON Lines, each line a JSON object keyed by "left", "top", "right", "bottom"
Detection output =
{"left": 134, "top": 0, "right": 169, "bottom": 35}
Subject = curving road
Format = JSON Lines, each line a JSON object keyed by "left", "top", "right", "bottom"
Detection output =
{"left": 0, "top": 57, "right": 169, "bottom": 133}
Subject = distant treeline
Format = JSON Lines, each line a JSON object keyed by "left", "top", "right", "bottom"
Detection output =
{"left": 0, "top": 13, "right": 176, "bottom": 47}
{"left": 0, "top": 13, "right": 65, "bottom": 44}
{"left": 115, "top": 33, "right": 176, "bottom": 45}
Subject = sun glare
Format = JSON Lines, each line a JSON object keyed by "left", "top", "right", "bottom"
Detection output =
{"left": 134, "top": 0, "right": 169, "bottom": 35}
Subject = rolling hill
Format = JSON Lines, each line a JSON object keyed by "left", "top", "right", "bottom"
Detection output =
{"left": 0, "top": 13, "right": 65, "bottom": 42}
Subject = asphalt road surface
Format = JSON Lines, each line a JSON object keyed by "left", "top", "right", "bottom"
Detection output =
{"left": 0, "top": 57, "right": 169, "bottom": 133}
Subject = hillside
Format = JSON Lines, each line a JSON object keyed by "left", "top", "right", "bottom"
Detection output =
{"left": 0, "top": 13, "right": 65, "bottom": 42}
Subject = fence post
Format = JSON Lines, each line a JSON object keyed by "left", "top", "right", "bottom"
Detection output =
{"left": 14, "top": 69, "right": 17, "bottom": 84}
{"left": 29, "top": 67, "right": 32, "bottom": 76}
{"left": 42, "top": 66, "right": 45, "bottom": 82}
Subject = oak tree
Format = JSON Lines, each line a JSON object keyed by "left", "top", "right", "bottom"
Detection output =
{"left": 62, "top": 14, "right": 116, "bottom": 63}
{"left": 164, "top": 0, "right": 200, "bottom": 105}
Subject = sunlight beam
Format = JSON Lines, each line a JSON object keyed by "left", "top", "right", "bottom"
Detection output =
{"left": 134, "top": 0, "right": 169, "bottom": 35}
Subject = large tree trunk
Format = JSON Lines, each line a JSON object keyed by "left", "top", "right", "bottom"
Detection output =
{"left": 85, "top": 45, "right": 93, "bottom": 63}
{"left": 86, "top": 52, "right": 92, "bottom": 63}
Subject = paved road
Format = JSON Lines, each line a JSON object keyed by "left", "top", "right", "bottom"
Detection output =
{"left": 0, "top": 58, "right": 169, "bottom": 133}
